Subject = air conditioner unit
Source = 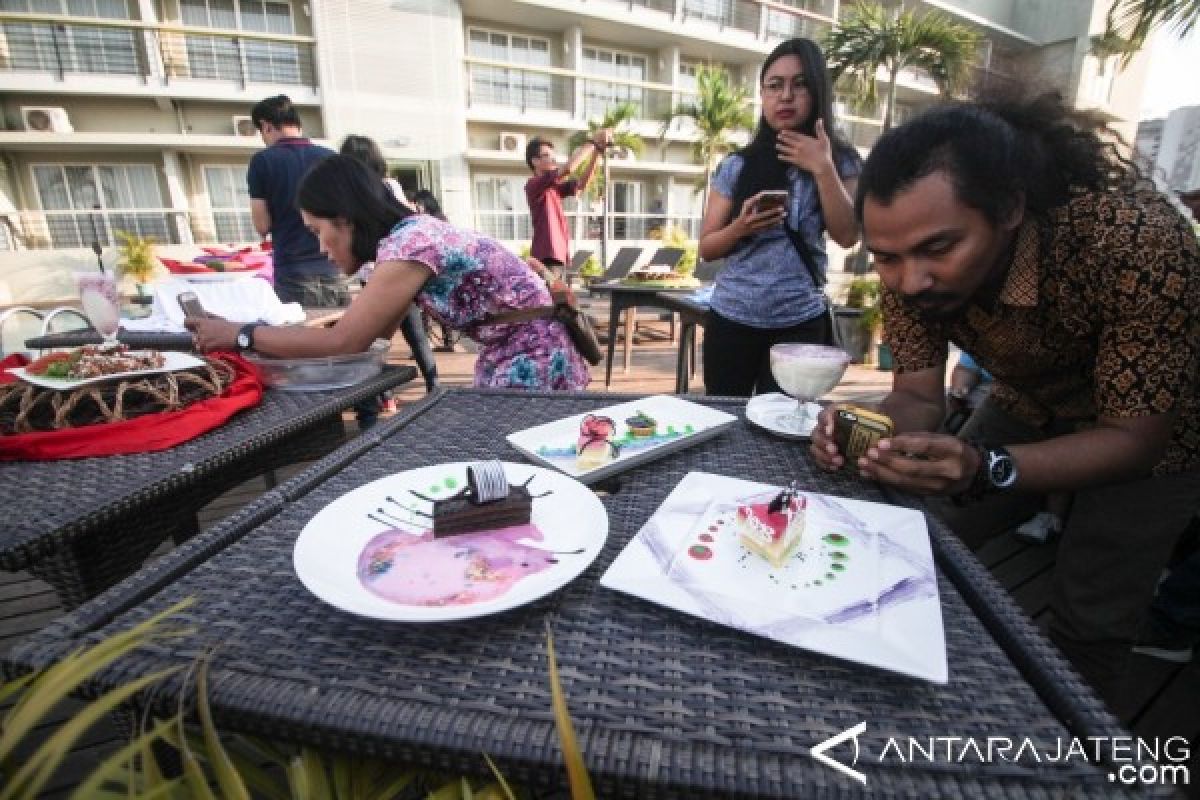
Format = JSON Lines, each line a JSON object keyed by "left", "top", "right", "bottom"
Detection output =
{"left": 499, "top": 131, "right": 527, "bottom": 153}
{"left": 232, "top": 115, "right": 258, "bottom": 136}
{"left": 21, "top": 107, "right": 72, "bottom": 133}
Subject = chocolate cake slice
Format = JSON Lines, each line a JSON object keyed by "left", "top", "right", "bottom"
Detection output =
{"left": 431, "top": 484, "right": 534, "bottom": 537}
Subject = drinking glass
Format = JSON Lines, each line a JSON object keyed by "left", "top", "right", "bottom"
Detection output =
{"left": 75, "top": 272, "right": 121, "bottom": 346}
{"left": 768, "top": 343, "right": 851, "bottom": 436}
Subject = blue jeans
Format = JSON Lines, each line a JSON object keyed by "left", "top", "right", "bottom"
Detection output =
{"left": 274, "top": 271, "right": 351, "bottom": 307}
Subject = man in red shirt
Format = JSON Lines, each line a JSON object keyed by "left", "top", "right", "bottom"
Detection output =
{"left": 524, "top": 130, "right": 610, "bottom": 276}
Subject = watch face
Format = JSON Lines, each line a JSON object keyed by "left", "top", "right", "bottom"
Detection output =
{"left": 237, "top": 332, "right": 249, "bottom": 349}
{"left": 987, "top": 449, "right": 1016, "bottom": 488}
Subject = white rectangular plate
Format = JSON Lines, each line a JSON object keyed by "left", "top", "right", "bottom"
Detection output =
{"left": 181, "top": 271, "right": 257, "bottom": 282}
{"left": 506, "top": 395, "right": 736, "bottom": 484}
{"left": 600, "top": 471, "right": 947, "bottom": 683}
{"left": 12, "top": 351, "right": 207, "bottom": 390}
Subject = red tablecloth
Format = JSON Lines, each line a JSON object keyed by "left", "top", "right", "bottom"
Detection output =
{"left": 0, "top": 352, "right": 263, "bottom": 461}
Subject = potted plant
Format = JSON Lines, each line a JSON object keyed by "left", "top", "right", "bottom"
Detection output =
{"left": 578, "top": 253, "right": 603, "bottom": 285}
{"left": 115, "top": 230, "right": 160, "bottom": 302}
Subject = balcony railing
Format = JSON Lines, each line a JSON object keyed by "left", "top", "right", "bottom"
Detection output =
{"left": 0, "top": 12, "right": 317, "bottom": 88}
{"left": 3, "top": 209, "right": 180, "bottom": 250}
{"left": 466, "top": 58, "right": 693, "bottom": 122}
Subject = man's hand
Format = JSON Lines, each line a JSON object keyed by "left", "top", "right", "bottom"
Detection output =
{"left": 858, "top": 432, "right": 981, "bottom": 495}
{"left": 776, "top": 119, "right": 836, "bottom": 177}
{"left": 593, "top": 128, "right": 613, "bottom": 149}
{"left": 185, "top": 315, "right": 239, "bottom": 352}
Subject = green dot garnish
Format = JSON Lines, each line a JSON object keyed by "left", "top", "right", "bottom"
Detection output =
{"left": 823, "top": 533, "right": 849, "bottom": 546}
{"left": 429, "top": 484, "right": 441, "bottom": 493}
{"left": 444, "top": 477, "right": 458, "bottom": 489}
{"left": 830, "top": 563, "right": 846, "bottom": 572}
{"left": 826, "top": 572, "right": 836, "bottom": 580}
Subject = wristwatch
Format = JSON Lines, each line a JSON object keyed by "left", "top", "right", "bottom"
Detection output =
{"left": 235, "top": 323, "right": 260, "bottom": 353}
{"left": 955, "top": 443, "right": 1017, "bottom": 504}
{"left": 982, "top": 445, "right": 1018, "bottom": 490}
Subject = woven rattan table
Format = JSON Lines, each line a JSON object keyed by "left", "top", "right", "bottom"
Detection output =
{"left": 0, "top": 365, "right": 415, "bottom": 608}
{"left": 5, "top": 389, "right": 1153, "bottom": 797}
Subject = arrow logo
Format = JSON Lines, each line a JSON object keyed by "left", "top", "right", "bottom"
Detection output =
{"left": 811, "top": 721, "right": 867, "bottom": 784}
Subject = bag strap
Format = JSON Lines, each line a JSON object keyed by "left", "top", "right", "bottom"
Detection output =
{"left": 484, "top": 306, "right": 556, "bottom": 325}
{"left": 784, "top": 223, "right": 845, "bottom": 348}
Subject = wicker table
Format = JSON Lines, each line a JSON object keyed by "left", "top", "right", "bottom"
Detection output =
{"left": 0, "top": 366, "right": 415, "bottom": 608}
{"left": 5, "top": 390, "right": 1146, "bottom": 797}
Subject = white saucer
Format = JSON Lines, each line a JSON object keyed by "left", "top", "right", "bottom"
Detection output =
{"left": 744, "top": 392, "right": 822, "bottom": 440}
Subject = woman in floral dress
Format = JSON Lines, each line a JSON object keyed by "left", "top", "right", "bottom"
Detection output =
{"left": 189, "top": 155, "right": 590, "bottom": 391}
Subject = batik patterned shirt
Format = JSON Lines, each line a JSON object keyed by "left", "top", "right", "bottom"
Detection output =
{"left": 883, "top": 190, "right": 1200, "bottom": 474}
{"left": 376, "top": 215, "right": 590, "bottom": 391}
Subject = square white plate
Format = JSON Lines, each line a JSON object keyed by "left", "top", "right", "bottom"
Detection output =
{"left": 11, "top": 351, "right": 207, "bottom": 390}
{"left": 505, "top": 395, "right": 736, "bottom": 484}
{"left": 600, "top": 471, "right": 947, "bottom": 683}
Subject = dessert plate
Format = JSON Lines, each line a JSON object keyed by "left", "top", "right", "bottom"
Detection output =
{"left": 293, "top": 461, "right": 608, "bottom": 622}
{"left": 12, "top": 351, "right": 206, "bottom": 390}
{"left": 744, "top": 392, "right": 822, "bottom": 440}
{"left": 506, "top": 395, "right": 736, "bottom": 485}
{"left": 600, "top": 471, "right": 946, "bottom": 683}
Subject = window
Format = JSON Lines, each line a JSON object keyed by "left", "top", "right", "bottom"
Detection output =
{"left": 582, "top": 46, "right": 647, "bottom": 118}
{"left": 179, "top": 0, "right": 301, "bottom": 84}
{"left": 764, "top": 1, "right": 821, "bottom": 40}
{"left": 472, "top": 175, "right": 530, "bottom": 241}
{"left": 203, "top": 165, "right": 256, "bottom": 243}
{"left": 683, "top": 0, "right": 729, "bottom": 25}
{"left": 610, "top": 180, "right": 644, "bottom": 239}
{"left": 679, "top": 61, "right": 699, "bottom": 92}
{"left": 0, "top": 0, "right": 137, "bottom": 76}
{"left": 466, "top": 27, "right": 553, "bottom": 110}
{"left": 31, "top": 163, "right": 170, "bottom": 248}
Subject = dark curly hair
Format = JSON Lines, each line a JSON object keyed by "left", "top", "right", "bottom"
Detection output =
{"left": 855, "top": 91, "right": 1146, "bottom": 225}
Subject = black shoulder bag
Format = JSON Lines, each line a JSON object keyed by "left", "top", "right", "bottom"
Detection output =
{"left": 783, "top": 224, "right": 844, "bottom": 349}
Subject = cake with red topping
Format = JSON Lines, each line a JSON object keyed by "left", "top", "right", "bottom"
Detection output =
{"left": 576, "top": 414, "right": 619, "bottom": 470}
{"left": 736, "top": 484, "right": 806, "bottom": 568}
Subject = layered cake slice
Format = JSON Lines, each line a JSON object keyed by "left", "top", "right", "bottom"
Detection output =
{"left": 736, "top": 484, "right": 806, "bottom": 568}
{"left": 428, "top": 461, "right": 544, "bottom": 537}
{"left": 576, "top": 414, "right": 619, "bottom": 470}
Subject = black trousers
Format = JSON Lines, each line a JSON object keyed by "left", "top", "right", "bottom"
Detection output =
{"left": 702, "top": 309, "right": 832, "bottom": 397}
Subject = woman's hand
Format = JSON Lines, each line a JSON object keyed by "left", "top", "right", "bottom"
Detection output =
{"left": 810, "top": 403, "right": 845, "bottom": 471}
{"left": 776, "top": 119, "right": 835, "bottom": 177}
{"left": 858, "top": 432, "right": 981, "bottom": 495}
{"left": 185, "top": 315, "right": 240, "bottom": 353}
{"left": 734, "top": 190, "right": 788, "bottom": 235}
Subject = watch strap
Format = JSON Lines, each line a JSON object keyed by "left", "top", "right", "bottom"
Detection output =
{"left": 236, "top": 323, "right": 260, "bottom": 352}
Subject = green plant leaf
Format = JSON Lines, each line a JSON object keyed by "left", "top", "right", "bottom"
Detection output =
{"left": 482, "top": 754, "right": 517, "bottom": 800}
{"left": 67, "top": 716, "right": 179, "bottom": 799}
{"left": 195, "top": 658, "right": 250, "bottom": 800}
{"left": 1, "top": 665, "right": 182, "bottom": 800}
{"left": 1, "top": 599, "right": 192, "bottom": 767}
{"left": 545, "top": 624, "right": 594, "bottom": 800}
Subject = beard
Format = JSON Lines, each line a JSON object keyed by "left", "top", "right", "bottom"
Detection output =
{"left": 903, "top": 289, "right": 970, "bottom": 320}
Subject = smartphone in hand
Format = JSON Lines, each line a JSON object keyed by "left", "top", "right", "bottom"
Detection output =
{"left": 177, "top": 291, "right": 205, "bottom": 318}
{"left": 754, "top": 190, "right": 789, "bottom": 214}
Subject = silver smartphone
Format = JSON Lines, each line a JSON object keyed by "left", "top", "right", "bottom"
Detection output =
{"left": 177, "top": 291, "right": 205, "bottom": 318}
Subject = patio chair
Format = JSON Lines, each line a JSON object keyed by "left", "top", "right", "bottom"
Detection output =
{"left": 644, "top": 246, "right": 685, "bottom": 269}
{"left": 565, "top": 248, "right": 594, "bottom": 287}
{"left": 694, "top": 258, "right": 725, "bottom": 282}
{"left": 598, "top": 246, "right": 644, "bottom": 283}
{"left": 0, "top": 306, "right": 44, "bottom": 358}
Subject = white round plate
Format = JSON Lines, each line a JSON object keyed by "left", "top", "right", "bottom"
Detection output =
{"left": 182, "top": 270, "right": 258, "bottom": 282}
{"left": 744, "top": 392, "right": 822, "bottom": 440}
{"left": 293, "top": 461, "right": 608, "bottom": 622}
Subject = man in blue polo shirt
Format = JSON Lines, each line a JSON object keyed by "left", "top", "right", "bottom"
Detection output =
{"left": 247, "top": 95, "right": 348, "bottom": 306}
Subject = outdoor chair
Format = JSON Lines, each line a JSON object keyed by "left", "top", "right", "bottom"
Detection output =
{"left": 565, "top": 249, "right": 593, "bottom": 287}
{"left": 0, "top": 306, "right": 44, "bottom": 358}
{"left": 598, "top": 246, "right": 644, "bottom": 283}
{"left": 644, "top": 247, "right": 685, "bottom": 269}
{"left": 694, "top": 258, "right": 725, "bottom": 282}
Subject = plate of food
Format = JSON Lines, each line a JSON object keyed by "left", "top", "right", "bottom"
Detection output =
{"left": 600, "top": 471, "right": 946, "bottom": 683}
{"left": 293, "top": 461, "right": 609, "bottom": 622}
{"left": 505, "top": 395, "right": 737, "bottom": 484}
{"left": 619, "top": 265, "right": 702, "bottom": 290}
{"left": 12, "top": 345, "right": 206, "bottom": 390}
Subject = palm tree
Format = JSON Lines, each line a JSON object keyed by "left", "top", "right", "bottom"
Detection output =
{"left": 824, "top": 1, "right": 981, "bottom": 131}
{"left": 1104, "top": 0, "right": 1200, "bottom": 62}
{"left": 568, "top": 101, "right": 644, "bottom": 269}
{"left": 661, "top": 64, "right": 756, "bottom": 219}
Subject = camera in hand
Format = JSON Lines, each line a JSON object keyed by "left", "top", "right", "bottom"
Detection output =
{"left": 833, "top": 406, "right": 895, "bottom": 465}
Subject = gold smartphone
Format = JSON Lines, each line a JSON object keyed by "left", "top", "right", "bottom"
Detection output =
{"left": 833, "top": 406, "right": 895, "bottom": 464}
{"left": 754, "top": 190, "right": 788, "bottom": 214}
{"left": 177, "top": 291, "right": 205, "bottom": 318}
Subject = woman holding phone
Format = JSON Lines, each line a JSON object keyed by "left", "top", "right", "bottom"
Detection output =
{"left": 698, "top": 37, "right": 861, "bottom": 396}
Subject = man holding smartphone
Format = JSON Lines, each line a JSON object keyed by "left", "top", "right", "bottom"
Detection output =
{"left": 524, "top": 130, "right": 611, "bottom": 278}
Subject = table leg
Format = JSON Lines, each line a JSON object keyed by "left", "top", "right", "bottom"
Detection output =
{"left": 604, "top": 299, "right": 620, "bottom": 388}
{"left": 623, "top": 309, "right": 635, "bottom": 373}
{"left": 676, "top": 321, "right": 694, "bottom": 394}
